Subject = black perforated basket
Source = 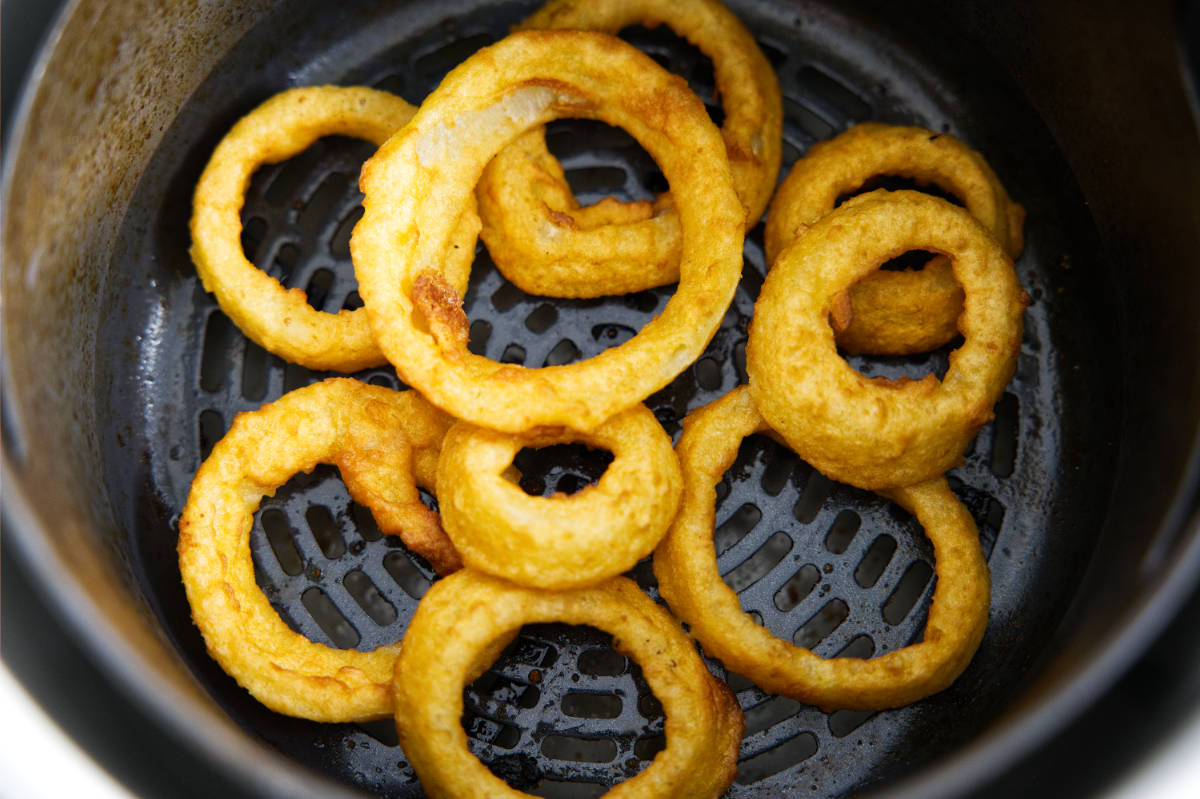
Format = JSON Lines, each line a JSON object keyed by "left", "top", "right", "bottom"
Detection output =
{"left": 8, "top": 0, "right": 1200, "bottom": 798}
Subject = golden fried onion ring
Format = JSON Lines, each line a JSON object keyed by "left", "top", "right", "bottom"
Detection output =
{"left": 748, "top": 190, "right": 1025, "bottom": 490}
{"left": 653, "top": 386, "right": 991, "bottom": 710}
{"left": 437, "top": 404, "right": 682, "bottom": 589}
{"left": 189, "top": 85, "right": 479, "bottom": 372}
{"left": 392, "top": 571, "right": 744, "bottom": 798}
{"left": 763, "top": 123, "right": 1025, "bottom": 355}
{"left": 177, "top": 378, "right": 458, "bottom": 722}
{"left": 474, "top": 0, "right": 782, "bottom": 298}
{"left": 352, "top": 30, "right": 744, "bottom": 432}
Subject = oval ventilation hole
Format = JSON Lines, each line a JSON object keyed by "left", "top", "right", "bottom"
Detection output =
{"left": 240, "top": 216, "right": 268, "bottom": 264}
{"left": 783, "top": 96, "right": 835, "bottom": 141}
{"left": 774, "top": 564, "right": 821, "bottom": 612}
{"left": 305, "top": 504, "right": 345, "bottom": 559}
{"left": 240, "top": 339, "right": 268, "bottom": 401}
{"left": 882, "top": 560, "right": 934, "bottom": 625}
{"left": 793, "top": 471, "right": 833, "bottom": 524}
{"left": 541, "top": 735, "right": 618, "bottom": 764}
{"left": 199, "top": 312, "right": 235, "bottom": 393}
{"left": 491, "top": 281, "right": 524, "bottom": 312}
{"left": 564, "top": 165, "right": 629, "bottom": 198}
{"left": 544, "top": 339, "right": 582, "bottom": 367}
{"left": 383, "top": 551, "right": 431, "bottom": 600}
{"left": 349, "top": 501, "right": 382, "bottom": 542}
{"left": 415, "top": 33, "right": 495, "bottom": 79}
{"left": 264, "top": 152, "right": 313, "bottom": 207}
{"left": 734, "top": 732, "right": 819, "bottom": 785}
{"left": 561, "top": 693, "right": 622, "bottom": 720}
{"left": 269, "top": 242, "right": 301, "bottom": 284}
{"left": 624, "top": 291, "right": 658, "bottom": 313}
{"left": 797, "top": 65, "right": 872, "bottom": 121}
{"left": 990, "top": 392, "right": 1020, "bottom": 478}
{"left": 341, "top": 290, "right": 363, "bottom": 311}
{"left": 693, "top": 357, "right": 722, "bottom": 391}
{"left": 724, "top": 531, "right": 792, "bottom": 593}
{"left": 355, "top": 719, "right": 399, "bottom": 747}
{"left": 468, "top": 319, "right": 493, "bottom": 355}
{"left": 198, "top": 409, "right": 225, "bottom": 461}
{"left": 343, "top": 569, "right": 396, "bottom": 627}
{"left": 824, "top": 509, "right": 861, "bottom": 554}
{"left": 524, "top": 303, "right": 557, "bottom": 333}
{"left": 500, "top": 343, "right": 526, "bottom": 365}
{"left": 305, "top": 268, "right": 334, "bottom": 312}
{"left": 793, "top": 599, "right": 850, "bottom": 649}
{"left": 637, "top": 692, "right": 663, "bottom": 720}
{"left": 591, "top": 323, "right": 636, "bottom": 346}
{"left": 578, "top": 647, "right": 626, "bottom": 678}
{"left": 760, "top": 442, "right": 799, "bottom": 496}
{"left": 634, "top": 734, "right": 665, "bottom": 761}
{"left": 329, "top": 206, "right": 362, "bottom": 258}
{"left": 296, "top": 172, "right": 350, "bottom": 233}
{"left": 301, "top": 587, "right": 359, "bottom": 649}
{"left": 741, "top": 254, "right": 765, "bottom": 303}
{"left": 532, "top": 780, "right": 607, "bottom": 799}
{"left": 744, "top": 695, "right": 804, "bottom": 736}
{"left": 855, "top": 534, "right": 897, "bottom": 588}
{"left": 714, "top": 502, "right": 762, "bottom": 555}
{"left": 282, "top": 361, "right": 312, "bottom": 393}
{"left": 734, "top": 340, "right": 748, "bottom": 383}
{"left": 260, "top": 508, "right": 303, "bottom": 576}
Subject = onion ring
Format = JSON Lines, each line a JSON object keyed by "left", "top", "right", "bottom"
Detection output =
{"left": 653, "top": 386, "right": 991, "bottom": 710}
{"left": 747, "top": 190, "right": 1026, "bottom": 490}
{"left": 474, "top": 0, "right": 782, "bottom": 298}
{"left": 189, "top": 85, "right": 480, "bottom": 372}
{"left": 763, "top": 123, "right": 1025, "bottom": 355}
{"left": 392, "top": 571, "right": 744, "bottom": 798}
{"left": 177, "top": 378, "right": 458, "bottom": 722}
{"left": 351, "top": 30, "right": 744, "bottom": 432}
{"left": 436, "top": 404, "right": 682, "bottom": 589}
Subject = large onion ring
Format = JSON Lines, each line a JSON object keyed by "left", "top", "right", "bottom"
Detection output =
{"left": 392, "top": 571, "right": 744, "bottom": 798}
{"left": 177, "top": 378, "right": 458, "bottom": 722}
{"left": 351, "top": 30, "right": 744, "bottom": 432}
{"left": 764, "top": 123, "right": 1025, "bottom": 355}
{"left": 653, "top": 386, "right": 991, "bottom": 710}
{"left": 474, "top": 0, "right": 782, "bottom": 298}
{"left": 189, "top": 85, "right": 480, "bottom": 372}
{"left": 747, "top": 190, "right": 1025, "bottom": 490}
{"left": 436, "top": 404, "right": 682, "bottom": 589}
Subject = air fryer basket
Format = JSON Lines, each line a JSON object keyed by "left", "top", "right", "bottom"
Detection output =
{"left": 3, "top": 0, "right": 1198, "bottom": 797}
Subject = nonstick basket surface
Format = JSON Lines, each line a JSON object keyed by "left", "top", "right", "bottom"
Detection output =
{"left": 99, "top": 0, "right": 1113, "bottom": 795}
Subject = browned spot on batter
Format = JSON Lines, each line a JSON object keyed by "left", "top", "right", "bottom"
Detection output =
{"left": 547, "top": 209, "right": 579, "bottom": 230}
{"left": 830, "top": 290, "right": 854, "bottom": 333}
{"left": 413, "top": 269, "right": 468, "bottom": 351}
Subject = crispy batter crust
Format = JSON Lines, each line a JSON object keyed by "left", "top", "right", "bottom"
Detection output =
{"left": 764, "top": 123, "right": 1025, "bottom": 355}
{"left": 653, "top": 387, "right": 991, "bottom": 710}
{"left": 393, "top": 572, "right": 744, "bottom": 798}
{"left": 437, "top": 404, "right": 682, "bottom": 589}
{"left": 189, "top": 86, "right": 479, "bottom": 371}
{"left": 351, "top": 30, "right": 744, "bottom": 432}
{"left": 474, "top": 0, "right": 781, "bottom": 298}
{"left": 748, "top": 190, "right": 1025, "bottom": 489}
{"left": 177, "top": 379, "right": 457, "bottom": 721}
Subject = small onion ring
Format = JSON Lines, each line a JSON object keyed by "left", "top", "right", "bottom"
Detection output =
{"left": 763, "top": 123, "right": 1025, "bottom": 355}
{"left": 653, "top": 386, "right": 991, "bottom": 711}
{"left": 189, "top": 85, "right": 480, "bottom": 372}
{"left": 436, "top": 404, "right": 682, "bottom": 589}
{"left": 747, "top": 190, "right": 1026, "bottom": 490}
{"left": 392, "top": 571, "right": 744, "bottom": 798}
{"left": 177, "top": 378, "right": 458, "bottom": 722}
{"left": 351, "top": 30, "right": 744, "bottom": 432}
{"left": 474, "top": 0, "right": 781, "bottom": 298}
